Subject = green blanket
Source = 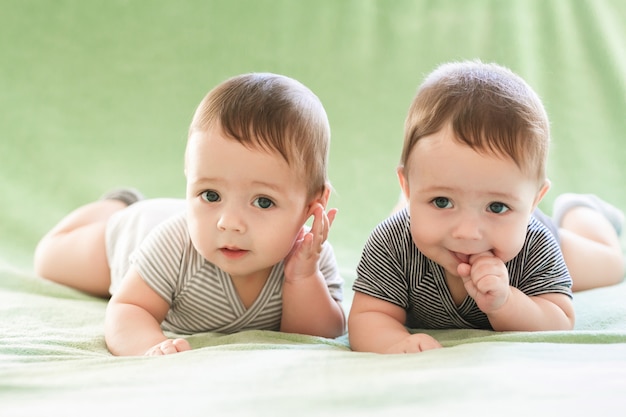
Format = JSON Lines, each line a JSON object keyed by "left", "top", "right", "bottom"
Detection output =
{"left": 2, "top": 263, "right": 626, "bottom": 415}
{"left": 2, "top": 1, "right": 626, "bottom": 415}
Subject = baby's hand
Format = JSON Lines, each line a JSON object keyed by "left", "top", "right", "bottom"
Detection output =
{"left": 284, "top": 204, "right": 337, "bottom": 283}
{"left": 144, "top": 338, "right": 191, "bottom": 356}
{"left": 386, "top": 333, "right": 442, "bottom": 354}
{"left": 458, "top": 251, "right": 510, "bottom": 313}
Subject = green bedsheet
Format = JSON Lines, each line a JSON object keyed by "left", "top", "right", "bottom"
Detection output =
{"left": 2, "top": 1, "right": 626, "bottom": 415}
{"left": 2, "top": 260, "right": 626, "bottom": 415}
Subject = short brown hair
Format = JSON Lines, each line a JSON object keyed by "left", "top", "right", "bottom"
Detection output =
{"left": 189, "top": 73, "right": 330, "bottom": 198}
{"left": 401, "top": 61, "right": 550, "bottom": 183}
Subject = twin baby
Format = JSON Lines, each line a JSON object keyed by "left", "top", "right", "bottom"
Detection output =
{"left": 34, "top": 61, "right": 625, "bottom": 355}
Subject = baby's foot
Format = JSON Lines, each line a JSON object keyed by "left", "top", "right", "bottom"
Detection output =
{"left": 552, "top": 193, "right": 624, "bottom": 236}
{"left": 100, "top": 188, "right": 144, "bottom": 206}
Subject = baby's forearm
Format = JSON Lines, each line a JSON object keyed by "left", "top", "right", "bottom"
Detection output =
{"left": 487, "top": 287, "right": 575, "bottom": 331}
{"left": 281, "top": 272, "right": 345, "bottom": 338}
{"left": 105, "top": 302, "right": 168, "bottom": 356}
{"left": 348, "top": 311, "right": 412, "bottom": 353}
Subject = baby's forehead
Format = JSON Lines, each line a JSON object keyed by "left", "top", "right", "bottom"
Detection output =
{"left": 413, "top": 127, "right": 537, "bottom": 175}
{"left": 207, "top": 130, "right": 305, "bottom": 168}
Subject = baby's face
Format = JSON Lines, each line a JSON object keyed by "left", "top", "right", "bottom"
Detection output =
{"left": 399, "top": 124, "right": 547, "bottom": 280}
{"left": 184, "top": 126, "right": 311, "bottom": 281}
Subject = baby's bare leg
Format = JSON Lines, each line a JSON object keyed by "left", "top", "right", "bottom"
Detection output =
{"left": 34, "top": 199, "right": 127, "bottom": 297}
{"left": 558, "top": 205, "right": 624, "bottom": 292}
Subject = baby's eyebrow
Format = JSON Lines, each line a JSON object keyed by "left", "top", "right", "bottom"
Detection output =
{"left": 482, "top": 191, "right": 522, "bottom": 203}
{"left": 187, "top": 175, "right": 221, "bottom": 185}
{"left": 416, "top": 185, "right": 457, "bottom": 196}
{"left": 250, "top": 180, "right": 283, "bottom": 192}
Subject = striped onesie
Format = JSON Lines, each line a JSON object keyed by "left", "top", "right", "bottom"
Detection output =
{"left": 105, "top": 199, "right": 343, "bottom": 334}
{"left": 353, "top": 209, "right": 572, "bottom": 330}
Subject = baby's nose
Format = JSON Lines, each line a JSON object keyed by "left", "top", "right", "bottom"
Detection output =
{"left": 217, "top": 208, "right": 246, "bottom": 233}
{"left": 451, "top": 215, "right": 482, "bottom": 240}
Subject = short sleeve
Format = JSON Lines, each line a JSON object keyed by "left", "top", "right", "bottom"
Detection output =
{"left": 507, "top": 217, "right": 573, "bottom": 298}
{"left": 352, "top": 212, "right": 412, "bottom": 309}
{"left": 130, "top": 214, "right": 195, "bottom": 305}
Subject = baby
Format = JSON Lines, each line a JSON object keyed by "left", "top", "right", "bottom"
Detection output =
{"left": 349, "top": 61, "right": 624, "bottom": 354}
{"left": 35, "top": 73, "right": 346, "bottom": 355}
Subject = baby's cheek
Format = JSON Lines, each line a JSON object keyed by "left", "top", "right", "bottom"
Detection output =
{"left": 188, "top": 228, "right": 213, "bottom": 262}
{"left": 409, "top": 224, "right": 438, "bottom": 248}
{"left": 494, "top": 233, "right": 526, "bottom": 264}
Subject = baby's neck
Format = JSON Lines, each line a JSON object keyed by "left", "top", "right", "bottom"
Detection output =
{"left": 229, "top": 269, "right": 272, "bottom": 309}
{"left": 443, "top": 269, "right": 468, "bottom": 307}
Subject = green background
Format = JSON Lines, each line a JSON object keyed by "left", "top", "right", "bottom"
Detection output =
{"left": 2, "top": 2, "right": 626, "bottom": 415}
{"left": 2, "top": 0, "right": 625, "bottom": 299}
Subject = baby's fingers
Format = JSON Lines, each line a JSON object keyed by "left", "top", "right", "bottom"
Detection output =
{"left": 145, "top": 338, "right": 190, "bottom": 356}
{"left": 387, "top": 333, "right": 442, "bottom": 354}
{"left": 308, "top": 205, "right": 327, "bottom": 245}
{"left": 312, "top": 206, "right": 338, "bottom": 244}
{"left": 172, "top": 338, "right": 191, "bottom": 352}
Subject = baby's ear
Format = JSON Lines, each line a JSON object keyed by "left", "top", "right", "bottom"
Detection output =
{"left": 533, "top": 179, "right": 551, "bottom": 209}
{"left": 306, "top": 183, "right": 331, "bottom": 214}
{"left": 318, "top": 183, "right": 331, "bottom": 208}
{"left": 397, "top": 165, "right": 410, "bottom": 201}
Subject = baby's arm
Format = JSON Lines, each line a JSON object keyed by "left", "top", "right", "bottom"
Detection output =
{"left": 458, "top": 252, "right": 575, "bottom": 331}
{"left": 281, "top": 204, "right": 345, "bottom": 338}
{"left": 486, "top": 290, "right": 574, "bottom": 331}
{"left": 348, "top": 292, "right": 442, "bottom": 353}
{"left": 105, "top": 267, "right": 191, "bottom": 356}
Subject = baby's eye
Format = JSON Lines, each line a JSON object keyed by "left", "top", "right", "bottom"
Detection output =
{"left": 432, "top": 197, "right": 452, "bottom": 209}
{"left": 253, "top": 197, "right": 274, "bottom": 209}
{"left": 201, "top": 190, "right": 220, "bottom": 203}
{"left": 488, "top": 202, "right": 509, "bottom": 214}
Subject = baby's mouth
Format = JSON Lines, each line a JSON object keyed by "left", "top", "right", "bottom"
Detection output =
{"left": 220, "top": 246, "right": 248, "bottom": 258}
{"left": 451, "top": 251, "right": 471, "bottom": 264}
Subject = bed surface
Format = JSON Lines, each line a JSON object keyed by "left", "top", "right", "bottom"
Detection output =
{"left": 2, "top": 1, "right": 626, "bottom": 415}
{"left": 3, "top": 264, "right": 626, "bottom": 415}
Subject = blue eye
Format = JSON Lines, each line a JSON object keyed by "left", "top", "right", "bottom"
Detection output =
{"left": 488, "top": 202, "right": 509, "bottom": 214}
{"left": 201, "top": 190, "right": 220, "bottom": 202}
{"left": 432, "top": 197, "right": 452, "bottom": 209}
{"left": 253, "top": 197, "right": 274, "bottom": 209}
